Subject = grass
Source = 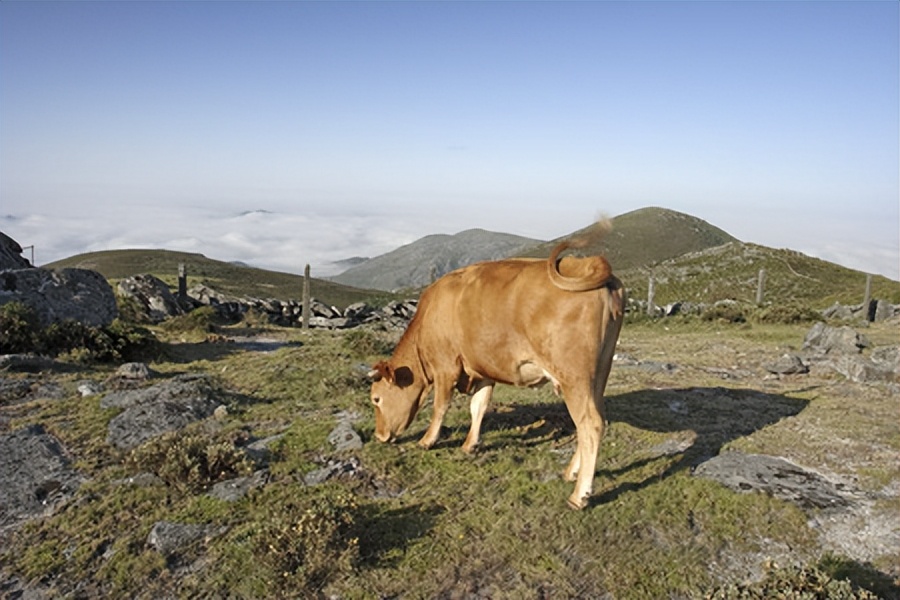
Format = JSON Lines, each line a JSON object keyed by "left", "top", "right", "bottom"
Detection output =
{"left": 2, "top": 318, "right": 898, "bottom": 599}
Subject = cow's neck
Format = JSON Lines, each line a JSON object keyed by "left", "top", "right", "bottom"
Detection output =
{"left": 392, "top": 319, "right": 431, "bottom": 386}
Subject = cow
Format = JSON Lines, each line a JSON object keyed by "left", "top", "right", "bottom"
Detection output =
{"left": 368, "top": 237, "right": 625, "bottom": 509}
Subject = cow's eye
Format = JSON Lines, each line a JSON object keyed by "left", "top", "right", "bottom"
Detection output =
{"left": 372, "top": 396, "right": 382, "bottom": 406}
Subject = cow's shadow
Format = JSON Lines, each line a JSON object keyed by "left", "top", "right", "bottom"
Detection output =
{"left": 471, "top": 386, "right": 810, "bottom": 507}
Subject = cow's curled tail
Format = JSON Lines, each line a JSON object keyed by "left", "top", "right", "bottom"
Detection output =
{"left": 546, "top": 239, "right": 614, "bottom": 292}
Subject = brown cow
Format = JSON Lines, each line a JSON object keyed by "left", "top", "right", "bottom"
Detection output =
{"left": 368, "top": 238, "right": 624, "bottom": 509}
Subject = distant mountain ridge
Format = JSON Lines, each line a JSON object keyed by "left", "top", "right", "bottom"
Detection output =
{"left": 333, "top": 207, "right": 738, "bottom": 291}
{"left": 330, "top": 228, "right": 542, "bottom": 292}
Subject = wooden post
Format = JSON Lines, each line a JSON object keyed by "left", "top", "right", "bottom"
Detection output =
{"left": 177, "top": 263, "right": 187, "bottom": 302}
{"left": 863, "top": 274, "right": 873, "bottom": 322}
{"left": 302, "top": 264, "right": 311, "bottom": 330}
{"left": 755, "top": 268, "right": 766, "bottom": 305}
{"left": 647, "top": 276, "right": 655, "bottom": 316}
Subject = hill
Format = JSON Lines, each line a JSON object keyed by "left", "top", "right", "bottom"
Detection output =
{"left": 617, "top": 241, "right": 900, "bottom": 309}
{"left": 44, "top": 249, "right": 394, "bottom": 309}
{"left": 330, "top": 228, "right": 542, "bottom": 292}
{"left": 520, "top": 206, "right": 738, "bottom": 270}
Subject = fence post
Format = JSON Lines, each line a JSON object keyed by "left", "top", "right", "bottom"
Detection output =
{"left": 647, "top": 276, "right": 655, "bottom": 316}
{"left": 756, "top": 268, "right": 766, "bottom": 305}
{"left": 302, "top": 264, "right": 311, "bottom": 330}
{"left": 178, "top": 263, "right": 187, "bottom": 302}
{"left": 863, "top": 273, "right": 873, "bottom": 322}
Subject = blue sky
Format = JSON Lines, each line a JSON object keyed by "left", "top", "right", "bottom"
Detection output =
{"left": 1, "top": 1, "right": 898, "bottom": 279}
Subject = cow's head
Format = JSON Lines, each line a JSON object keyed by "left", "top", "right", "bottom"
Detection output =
{"left": 368, "top": 361, "right": 425, "bottom": 443}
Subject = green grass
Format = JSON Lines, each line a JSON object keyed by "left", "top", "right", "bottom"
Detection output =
{"left": 2, "top": 320, "right": 898, "bottom": 599}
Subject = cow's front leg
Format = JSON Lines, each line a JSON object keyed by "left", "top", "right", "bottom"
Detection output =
{"left": 462, "top": 381, "right": 494, "bottom": 453}
{"left": 418, "top": 379, "right": 454, "bottom": 449}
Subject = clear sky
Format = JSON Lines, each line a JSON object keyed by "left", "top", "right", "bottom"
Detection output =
{"left": 2, "top": 1, "right": 898, "bottom": 279}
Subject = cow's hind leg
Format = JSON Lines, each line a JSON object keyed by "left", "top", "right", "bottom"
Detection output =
{"left": 462, "top": 381, "right": 494, "bottom": 453}
{"left": 562, "top": 388, "right": 605, "bottom": 510}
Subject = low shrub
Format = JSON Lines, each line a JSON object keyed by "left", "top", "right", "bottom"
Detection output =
{"left": 160, "top": 306, "right": 220, "bottom": 336}
{"left": 342, "top": 328, "right": 395, "bottom": 358}
{"left": 0, "top": 302, "right": 158, "bottom": 361}
{"left": 126, "top": 431, "right": 254, "bottom": 493}
{"left": 753, "top": 301, "right": 823, "bottom": 325}
{"left": 706, "top": 561, "right": 880, "bottom": 599}
{"left": 0, "top": 301, "right": 41, "bottom": 353}
{"left": 251, "top": 491, "right": 359, "bottom": 593}
{"left": 701, "top": 302, "right": 748, "bottom": 324}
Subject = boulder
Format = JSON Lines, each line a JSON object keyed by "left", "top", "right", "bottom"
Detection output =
{"left": 0, "top": 268, "right": 117, "bottom": 328}
{"left": 0, "top": 424, "right": 85, "bottom": 528}
{"left": 765, "top": 353, "right": 809, "bottom": 375}
{"left": 802, "top": 322, "right": 869, "bottom": 355}
{"left": 147, "top": 521, "right": 226, "bottom": 555}
{"left": 0, "top": 231, "right": 32, "bottom": 270}
{"left": 694, "top": 452, "right": 854, "bottom": 511}
{"left": 117, "top": 274, "right": 184, "bottom": 323}
{"left": 102, "top": 374, "right": 222, "bottom": 450}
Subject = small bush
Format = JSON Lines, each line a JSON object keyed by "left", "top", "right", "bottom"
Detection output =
{"left": 706, "top": 562, "right": 880, "bottom": 599}
{"left": 126, "top": 431, "right": 253, "bottom": 492}
{"left": 701, "top": 302, "right": 748, "bottom": 324}
{"left": 342, "top": 328, "right": 395, "bottom": 358}
{"left": 753, "top": 302, "right": 823, "bottom": 325}
{"left": 161, "top": 306, "right": 220, "bottom": 336}
{"left": 0, "top": 301, "right": 41, "bottom": 353}
{"left": 0, "top": 302, "right": 157, "bottom": 361}
{"left": 252, "top": 492, "right": 359, "bottom": 593}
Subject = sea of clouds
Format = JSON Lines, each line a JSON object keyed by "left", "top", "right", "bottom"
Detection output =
{"left": 2, "top": 203, "right": 897, "bottom": 282}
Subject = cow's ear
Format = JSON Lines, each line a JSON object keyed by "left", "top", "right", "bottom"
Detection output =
{"left": 394, "top": 366, "right": 415, "bottom": 388}
{"left": 369, "top": 361, "right": 393, "bottom": 383}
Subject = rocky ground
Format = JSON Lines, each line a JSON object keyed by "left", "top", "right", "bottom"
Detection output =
{"left": 1, "top": 316, "right": 898, "bottom": 598}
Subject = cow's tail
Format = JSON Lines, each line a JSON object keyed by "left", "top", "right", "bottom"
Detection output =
{"left": 547, "top": 237, "right": 616, "bottom": 294}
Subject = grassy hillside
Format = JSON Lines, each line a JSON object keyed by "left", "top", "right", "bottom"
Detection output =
{"left": 520, "top": 206, "right": 738, "bottom": 270}
{"left": 44, "top": 249, "right": 395, "bottom": 308}
{"left": 618, "top": 242, "right": 900, "bottom": 309}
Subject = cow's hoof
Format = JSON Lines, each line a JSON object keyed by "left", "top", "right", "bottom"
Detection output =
{"left": 461, "top": 442, "right": 479, "bottom": 454}
{"left": 417, "top": 439, "right": 435, "bottom": 450}
{"left": 566, "top": 496, "right": 587, "bottom": 510}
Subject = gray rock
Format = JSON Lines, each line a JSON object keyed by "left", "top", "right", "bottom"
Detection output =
{"left": 327, "top": 421, "right": 363, "bottom": 452}
{"left": 0, "top": 354, "right": 59, "bottom": 373}
{"left": 0, "top": 268, "right": 117, "bottom": 328}
{"left": 146, "top": 521, "right": 225, "bottom": 555}
{"left": 830, "top": 354, "right": 899, "bottom": 384}
{"left": 103, "top": 375, "right": 222, "bottom": 450}
{"left": 0, "top": 424, "right": 85, "bottom": 528}
{"left": 117, "top": 274, "right": 184, "bottom": 323}
{"left": 303, "top": 457, "right": 362, "bottom": 486}
{"left": 802, "top": 322, "right": 869, "bottom": 355}
{"left": 765, "top": 353, "right": 809, "bottom": 375}
{"left": 207, "top": 470, "right": 269, "bottom": 502}
{"left": 694, "top": 452, "right": 854, "bottom": 511}
{"left": 77, "top": 381, "right": 104, "bottom": 397}
{"left": 115, "top": 362, "right": 152, "bottom": 380}
{"left": 0, "top": 231, "right": 32, "bottom": 270}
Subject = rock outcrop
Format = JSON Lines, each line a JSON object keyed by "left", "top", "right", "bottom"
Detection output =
{"left": 0, "top": 268, "right": 118, "bottom": 328}
{"left": 0, "top": 232, "right": 32, "bottom": 270}
{"left": 117, "top": 274, "right": 185, "bottom": 323}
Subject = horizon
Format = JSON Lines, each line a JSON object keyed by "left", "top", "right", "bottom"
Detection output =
{"left": 9, "top": 204, "right": 900, "bottom": 284}
{"left": 2, "top": 2, "right": 898, "bottom": 279}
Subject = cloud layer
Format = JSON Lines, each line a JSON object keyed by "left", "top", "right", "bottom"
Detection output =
{"left": 3, "top": 203, "right": 897, "bottom": 283}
